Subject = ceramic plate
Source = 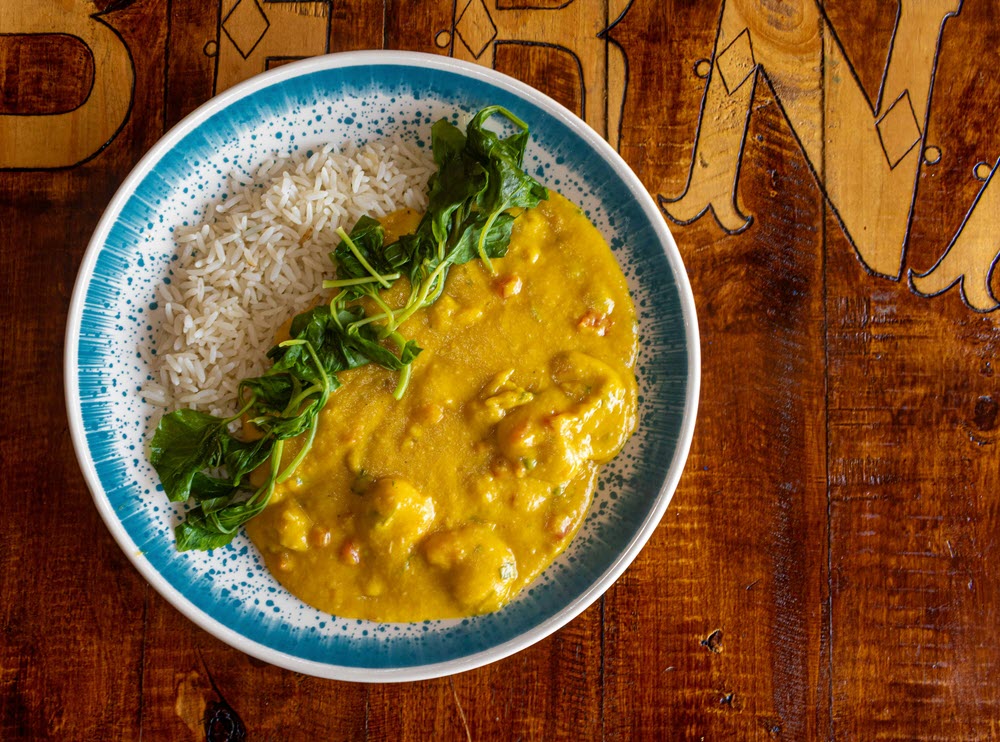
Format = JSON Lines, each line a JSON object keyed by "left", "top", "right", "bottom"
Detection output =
{"left": 65, "top": 51, "right": 699, "bottom": 681}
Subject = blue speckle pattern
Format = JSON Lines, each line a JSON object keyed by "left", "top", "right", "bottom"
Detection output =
{"left": 65, "top": 53, "right": 698, "bottom": 680}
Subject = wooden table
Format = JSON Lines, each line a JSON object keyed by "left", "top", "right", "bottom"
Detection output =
{"left": 3, "top": 1, "right": 998, "bottom": 738}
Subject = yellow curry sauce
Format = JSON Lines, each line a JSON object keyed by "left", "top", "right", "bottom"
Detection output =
{"left": 245, "top": 192, "right": 639, "bottom": 621}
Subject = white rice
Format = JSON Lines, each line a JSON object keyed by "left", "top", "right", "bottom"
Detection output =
{"left": 144, "top": 138, "right": 434, "bottom": 417}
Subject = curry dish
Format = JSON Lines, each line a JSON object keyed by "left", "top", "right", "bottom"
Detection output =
{"left": 246, "top": 192, "right": 639, "bottom": 621}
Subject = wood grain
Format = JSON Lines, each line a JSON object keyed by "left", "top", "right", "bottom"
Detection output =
{"left": 825, "top": 1, "right": 1000, "bottom": 738}
{"left": 607, "top": 6, "right": 828, "bottom": 737}
{"left": 0, "top": 34, "right": 95, "bottom": 115}
{"left": 2, "top": 0, "right": 999, "bottom": 739}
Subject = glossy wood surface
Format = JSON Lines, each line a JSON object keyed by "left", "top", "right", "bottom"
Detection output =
{"left": 3, "top": 1, "right": 999, "bottom": 738}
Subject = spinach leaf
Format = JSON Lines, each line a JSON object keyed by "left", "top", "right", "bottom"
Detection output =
{"left": 221, "top": 435, "right": 275, "bottom": 486}
{"left": 188, "top": 472, "right": 239, "bottom": 503}
{"left": 447, "top": 210, "right": 516, "bottom": 267}
{"left": 175, "top": 513, "right": 241, "bottom": 551}
{"left": 430, "top": 118, "right": 467, "bottom": 168}
{"left": 328, "top": 215, "right": 402, "bottom": 292}
{"left": 150, "top": 409, "right": 230, "bottom": 502}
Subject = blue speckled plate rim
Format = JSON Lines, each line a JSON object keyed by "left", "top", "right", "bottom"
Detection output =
{"left": 64, "top": 50, "right": 700, "bottom": 681}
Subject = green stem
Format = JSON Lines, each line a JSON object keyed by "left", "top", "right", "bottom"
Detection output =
{"left": 476, "top": 202, "right": 509, "bottom": 274}
{"left": 368, "top": 293, "right": 397, "bottom": 330}
{"left": 350, "top": 311, "right": 391, "bottom": 329}
{"left": 278, "top": 418, "right": 318, "bottom": 483}
{"left": 391, "top": 261, "right": 449, "bottom": 330}
{"left": 393, "top": 363, "right": 412, "bottom": 400}
{"left": 253, "top": 439, "right": 285, "bottom": 508}
{"left": 336, "top": 227, "right": 392, "bottom": 288}
{"left": 285, "top": 384, "right": 324, "bottom": 415}
{"left": 275, "top": 339, "right": 332, "bottom": 483}
{"left": 223, "top": 392, "right": 258, "bottom": 426}
{"left": 328, "top": 290, "right": 346, "bottom": 312}
{"left": 323, "top": 273, "right": 400, "bottom": 288}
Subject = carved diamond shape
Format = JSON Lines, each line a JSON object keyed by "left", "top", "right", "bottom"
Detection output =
{"left": 876, "top": 92, "right": 922, "bottom": 169}
{"left": 716, "top": 29, "right": 756, "bottom": 95}
{"left": 456, "top": 0, "right": 497, "bottom": 59}
{"left": 223, "top": 0, "right": 270, "bottom": 60}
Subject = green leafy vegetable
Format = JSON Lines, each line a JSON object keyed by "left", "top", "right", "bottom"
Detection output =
{"left": 151, "top": 106, "right": 547, "bottom": 551}
{"left": 149, "top": 408, "right": 231, "bottom": 503}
